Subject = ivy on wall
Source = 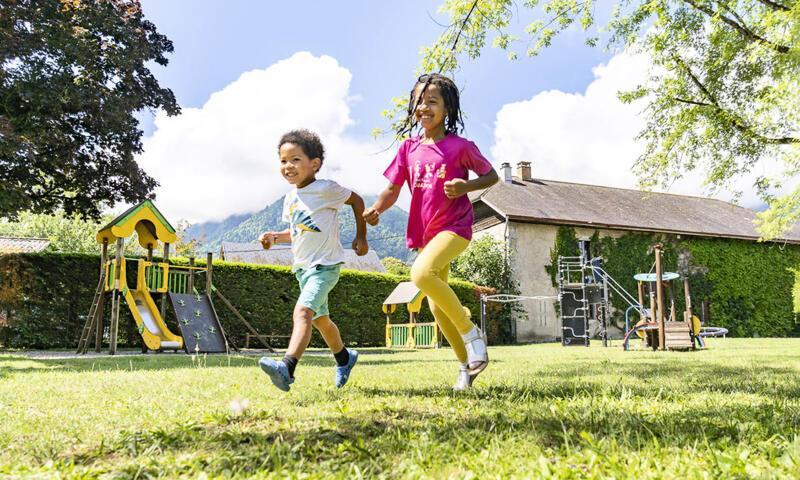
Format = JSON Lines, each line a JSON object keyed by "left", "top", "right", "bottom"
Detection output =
{"left": 547, "top": 227, "right": 800, "bottom": 337}
{"left": 0, "top": 253, "right": 492, "bottom": 349}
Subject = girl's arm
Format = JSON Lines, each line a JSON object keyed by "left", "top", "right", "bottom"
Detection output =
{"left": 345, "top": 192, "right": 369, "bottom": 255}
{"left": 259, "top": 228, "right": 291, "bottom": 249}
{"left": 443, "top": 169, "right": 499, "bottom": 199}
{"left": 363, "top": 182, "right": 402, "bottom": 226}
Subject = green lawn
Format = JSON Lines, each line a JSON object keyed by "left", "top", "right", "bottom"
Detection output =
{"left": 1, "top": 338, "right": 800, "bottom": 478}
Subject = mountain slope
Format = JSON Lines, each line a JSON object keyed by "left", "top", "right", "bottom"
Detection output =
{"left": 187, "top": 195, "right": 410, "bottom": 260}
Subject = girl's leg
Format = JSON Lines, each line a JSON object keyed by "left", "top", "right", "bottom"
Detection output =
{"left": 427, "top": 263, "right": 468, "bottom": 363}
{"left": 411, "top": 231, "right": 488, "bottom": 374}
{"left": 410, "top": 232, "right": 474, "bottom": 334}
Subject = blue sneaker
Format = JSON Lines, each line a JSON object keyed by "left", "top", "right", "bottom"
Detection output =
{"left": 335, "top": 349, "right": 358, "bottom": 388}
{"left": 259, "top": 357, "right": 294, "bottom": 392}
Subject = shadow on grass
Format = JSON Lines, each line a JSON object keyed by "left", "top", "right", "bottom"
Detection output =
{"left": 52, "top": 376, "right": 800, "bottom": 478}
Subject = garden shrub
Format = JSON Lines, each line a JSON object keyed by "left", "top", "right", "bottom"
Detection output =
{"left": 0, "top": 253, "right": 492, "bottom": 349}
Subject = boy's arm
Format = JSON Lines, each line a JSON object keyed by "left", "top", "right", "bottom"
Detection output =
{"left": 443, "top": 169, "right": 499, "bottom": 199}
{"left": 259, "top": 228, "right": 291, "bottom": 249}
{"left": 363, "top": 182, "right": 402, "bottom": 226}
{"left": 345, "top": 192, "right": 368, "bottom": 255}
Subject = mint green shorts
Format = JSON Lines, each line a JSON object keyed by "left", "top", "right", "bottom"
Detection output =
{"left": 295, "top": 264, "right": 341, "bottom": 320}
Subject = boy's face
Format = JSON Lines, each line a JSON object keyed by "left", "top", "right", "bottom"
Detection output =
{"left": 413, "top": 83, "right": 446, "bottom": 132}
{"left": 279, "top": 142, "right": 320, "bottom": 187}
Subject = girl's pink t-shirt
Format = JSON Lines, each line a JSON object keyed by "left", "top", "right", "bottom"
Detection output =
{"left": 383, "top": 134, "right": 494, "bottom": 249}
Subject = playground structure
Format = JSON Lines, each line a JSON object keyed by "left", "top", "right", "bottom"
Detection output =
{"left": 76, "top": 200, "right": 272, "bottom": 355}
{"left": 480, "top": 241, "right": 726, "bottom": 349}
{"left": 383, "top": 282, "right": 440, "bottom": 348}
{"left": 557, "top": 249, "right": 612, "bottom": 347}
{"left": 621, "top": 244, "right": 728, "bottom": 350}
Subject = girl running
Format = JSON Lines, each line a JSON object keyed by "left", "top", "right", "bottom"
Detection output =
{"left": 364, "top": 73, "right": 499, "bottom": 390}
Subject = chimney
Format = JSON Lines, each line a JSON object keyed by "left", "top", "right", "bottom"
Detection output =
{"left": 501, "top": 163, "right": 512, "bottom": 183}
{"left": 516, "top": 161, "right": 532, "bottom": 181}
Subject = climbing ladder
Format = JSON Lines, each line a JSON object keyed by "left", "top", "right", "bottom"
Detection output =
{"left": 76, "top": 268, "right": 107, "bottom": 354}
{"left": 557, "top": 256, "right": 617, "bottom": 347}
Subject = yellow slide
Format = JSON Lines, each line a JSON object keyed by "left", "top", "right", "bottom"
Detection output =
{"left": 123, "top": 288, "right": 183, "bottom": 350}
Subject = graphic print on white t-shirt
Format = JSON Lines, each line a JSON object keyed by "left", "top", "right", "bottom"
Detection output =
{"left": 281, "top": 179, "right": 351, "bottom": 272}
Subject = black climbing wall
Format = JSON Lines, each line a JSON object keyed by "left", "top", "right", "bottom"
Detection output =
{"left": 560, "top": 287, "right": 590, "bottom": 347}
{"left": 169, "top": 293, "right": 227, "bottom": 353}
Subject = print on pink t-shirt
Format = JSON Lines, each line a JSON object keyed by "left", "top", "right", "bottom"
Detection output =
{"left": 383, "top": 134, "right": 494, "bottom": 249}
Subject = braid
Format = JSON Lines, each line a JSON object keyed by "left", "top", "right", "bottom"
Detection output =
{"left": 396, "top": 73, "right": 464, "bottom": 138}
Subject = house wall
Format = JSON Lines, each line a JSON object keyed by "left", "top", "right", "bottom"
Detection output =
{"left": 491, "top": 222, "right": 627, "bottom": 342}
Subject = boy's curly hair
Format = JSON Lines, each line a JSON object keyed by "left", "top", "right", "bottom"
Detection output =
{"left": 396, "top": 73, "right": 464, "bottom": 138}
{"left": 278, "top": 129, "right": 325, "bottom": 166}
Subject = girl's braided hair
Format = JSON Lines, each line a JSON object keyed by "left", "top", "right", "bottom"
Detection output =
{"left": 396, "top": 73, "right": 464, "bottom": 138}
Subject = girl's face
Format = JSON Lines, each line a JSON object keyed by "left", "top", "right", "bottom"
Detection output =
{"left": 279, "top": 142, "right": 319, "bottom": 188}
{"left": 413, "top": 83, "right": 446, "bottom": 133}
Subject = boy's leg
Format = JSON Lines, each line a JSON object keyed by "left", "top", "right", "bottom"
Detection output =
{"left": 259, "top": 267, "right": 329, "bottom": 391}
{"left": 313, "top": 314, "right": 359, "bottom": 387}
{"left": 286, "top": 304, "right": 315, "bottom": 359}
{"left": 312, "top": 315, "right": 344, "bottom": 354}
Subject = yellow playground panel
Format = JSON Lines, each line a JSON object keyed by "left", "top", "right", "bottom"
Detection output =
{"left": 383, "top": 282, "right": 439, "bottom": 349}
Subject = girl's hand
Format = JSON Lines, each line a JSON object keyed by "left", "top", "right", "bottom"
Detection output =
{"left": 443, "top": 178, "right": 469, "bottom": 199}
{"left": 363, "top": 207, "right": 380, "bottom": 226}
{"left": 352, "top": 236, "right": 369, "bottom": 256}
{"left": 259, "top": 231, "right": 278, "bottom": 249}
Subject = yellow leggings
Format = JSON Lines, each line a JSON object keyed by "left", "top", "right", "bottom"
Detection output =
{"left": 410, "top": 231, "right": 475, "bottom": 363}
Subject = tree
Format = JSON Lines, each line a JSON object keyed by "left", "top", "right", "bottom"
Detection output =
{"left": 0, "top": 210, "right": 107, "bottom": 253}
{"left": 392, "top": 0, "right": 799, "bottom": 239}
{"left": 0, "top": 0, "right": 179, "bottom": 220}
{"left": 381, "top": 256, "right": 411, "bottom": 277}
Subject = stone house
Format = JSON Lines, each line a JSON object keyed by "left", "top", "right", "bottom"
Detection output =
{"left": 471, "top": 162, "right": 800, "bottom": 342}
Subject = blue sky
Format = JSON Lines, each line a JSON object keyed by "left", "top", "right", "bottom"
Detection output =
{"left": 135, "top": 1, "right": 760, "bottom": 223}
{"left": 139, "top": 0, "right": 610, "bottom": 148}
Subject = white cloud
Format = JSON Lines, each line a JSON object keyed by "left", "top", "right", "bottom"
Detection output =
{"left": 137, "top": 52, "right": 392, "bottom": 223}
{"left": 491, "top": 51, "right": 782, "bottom": 209}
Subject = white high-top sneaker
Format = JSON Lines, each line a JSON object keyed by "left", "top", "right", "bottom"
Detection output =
{"left": 453, "top": 363, "right": 479, "bottom": 391}
{"left": 462, "top": 326, "right": 488, "bottom": 375}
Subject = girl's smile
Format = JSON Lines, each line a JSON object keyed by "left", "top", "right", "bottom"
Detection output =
{"left": 414, "top": 83, "right": 446, "bottom": 138}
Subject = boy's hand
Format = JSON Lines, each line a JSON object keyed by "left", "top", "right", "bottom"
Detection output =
{"left": 443, "top": 178, "right": 469, "bottom": 199}
{"left": 352, "top": 237, "right": 368, "bottom": 256}
{"left": 259, "top": 231, "right": 277, "bottom": 249}
{"left": 363, "top": 207, "right": 380, "bottom": 226}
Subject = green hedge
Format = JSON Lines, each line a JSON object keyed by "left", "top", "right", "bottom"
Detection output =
{"left": 548, "top": 227, "right": 800, "bottom": 337}
{"left": 0, "top": 253, "right": 492, "bottom": 349}
{"left": 793, "top": 268, "right": 800, "bottom": 315}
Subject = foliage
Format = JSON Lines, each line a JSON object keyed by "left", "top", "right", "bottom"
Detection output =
{"left": 2, "top": 339, "right": 800, "bottom": 477}
{"left": 0, "top": 0, "right": 179, "bottom": 219}
{"left": 0, "top": 252, "right": 491, "bottom": 349}
{"left": 380, "top": 256, "right": 410, "bottom": 277}
{"left": 792, "top": 267, "right": 800, "bottom": 314}
{"left": 0, "top": 210, "right": 107, "bottom": 253}
{"left": 394, "top": 0, "right": 800, "bottom": 239}
{"left": 545, "top": 225, "right": 581, "bottom": 287}
{"left": 545, "top": 227, "right": 800, "bottom": 336}
{"left": 451, "top": 234, "right": 520, "bottom": 342}
{"left": 186, "top": 195, "right": 411, "bottom": 260}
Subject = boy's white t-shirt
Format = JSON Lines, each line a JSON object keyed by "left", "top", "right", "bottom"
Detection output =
{"left": 282, "top": 179, "right": 352, "bottom": 272}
